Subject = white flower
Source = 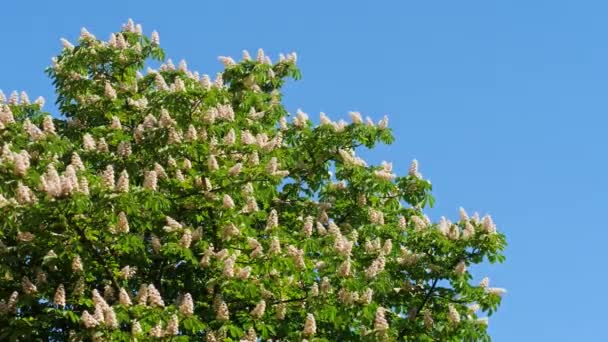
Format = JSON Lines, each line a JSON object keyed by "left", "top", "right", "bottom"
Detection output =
{"left": 374, "top": 307, "right": 389, "bottom": 331}
{"left": 348, "top": 111, "right": 363, "bottom": 124}
{"left": 223, "top": 194, "right": 235, "bottom": 209}
{"left": 303, "top": 313, "right": 316, "bottom": 336}
{"left": 266, "top": 209, "right": 278, "bottom": 230}
{"left": 180, "top": 293, "right": 194, "bottom": 315}
{"left": 119, "top": 288, "right": 132, "bottom": 306}
{"left": 165, "top": 314, "right": 179, "bottom": 336}
{"left": 147, "top": 284, "right": 165, "bottom": 307}
{"left": 117, "top": 212, "right": 129, "bottom": 233}
{"left": 54, "top": 284, "right": 66, "bottom": 307}
{"left": 116, "top": 170, "right": 129, "bottom": 193}
{"left": 448, "top": 305, "right": 460, "bottom": 325}
{"left": 454, "top": 260, "right": 467, "bottom": 275}
{"left": 61, "top": 38, "right": 74, "bottom": 50}
{"left": 151, "top": 30, "right": 160, "bottom": 45}
{"left": 216, "top": 300, "right": 229, "bottom": 321}
{"left": 250, "top": 299, "right": 266, "bottom": 319}
{"left": 105, "top": 82, "right": 117, "bottom": 100}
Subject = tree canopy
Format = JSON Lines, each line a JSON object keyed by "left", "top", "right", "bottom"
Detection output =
{"left": 0, "top": 19, "right": 506, "bottom": 341}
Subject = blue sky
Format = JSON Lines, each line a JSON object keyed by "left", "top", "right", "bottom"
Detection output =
{"left": 1, "top": 1, "right": 606, "bottom": 340}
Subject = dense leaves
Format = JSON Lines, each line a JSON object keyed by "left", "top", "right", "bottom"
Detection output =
{"left": 0, "top": 19, "right": 506, "bottom": 341}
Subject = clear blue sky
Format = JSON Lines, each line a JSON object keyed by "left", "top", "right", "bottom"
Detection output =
{"left": 2, "top": 1, "right": 606, "bottom": 340}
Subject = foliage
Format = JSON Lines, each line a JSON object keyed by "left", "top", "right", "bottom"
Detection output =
{"left": 0, "top": 19, "right": 506, "bottom": 341}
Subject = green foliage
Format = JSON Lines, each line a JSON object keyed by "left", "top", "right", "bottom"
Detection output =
{"left": 0, "top": 19, "right": 506, "bottom": 341}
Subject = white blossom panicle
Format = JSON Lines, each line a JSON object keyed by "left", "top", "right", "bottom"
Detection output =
{"left": 42, "top": 116, "right": 56, "bottom": 135}
{"left": 242, "top": 50, "right": 251, "bottom": 61}
{"left": 72, "top": 255, "right": 83, "bottom": 272}
{"left": 293, "top": 109, "right": 309, "bottom": 127}
{"left": 208, "top": 154, "right": 219, "bottom": 171}
{"left": 266, "top": 209, "right": 278, "bottom": 230}
{"left": 229, "top": 163, "right": 242, "bottom": 176}
{"left": 117, "top": 211, "right": 129, "bottom": 233}
{"left": 378, "top": 115, "right": 389, "bottom": 129}
{"left": 19, "top": 91, "right": 30, "bottom": 105}
{"left": 34, "top": 96, "right": 45, "bottom": 108}
{"left": 218, "top": 56, "right": 236, "bottom": 67}
{"left": 487, "top": 287, "right": 507, "bottom": 296}
{"left": 116, "top": 170, "right": 129, "bottom": 193}
{"left": 96, "top": 137, "right": 108, "bottom": 152}
{"left": 454, "top": 260, "right": 467, "bottom": 275}
{"left": 0, "top": 90, "right": 5, "bottom": 103}
{"left": 54, "top": 284, "right": 66, "bottom": 307}
{"left": 104, "top": 82, "right": 117, "bottom": 100}
{"left": 172, "top": 77, "right": 186, "bottom": 92}
{"left": 185, "top": 125, "right": 198, "bottom": 141}
{"left": 216, "top": 300, "right": 230, "bottom": 321}
{"left": 150, "top": 321, "right": 163, "bottom": 337}
{"left": 411, "top": 215, "right": 427, "bottom": 231}
{"left": 479, "top": 277, "right": 490, "bottom": 288}
{"left": 151, "top": 30, "right": 160, "bottom": 45}
{"left": 369, "top": 208, "right": 385, "bottom": 225}
{"left": 462, "top": 221, "right": 475, "bottom": 239}
{"left": 223, "top": 128, "right": 236, "bottom": 145}
{"left": 459, "top": 207, "right": 470, "bottom": 221}
{"left": 80, "top": 27, "right": 95, "bottom": 40}
{"left": 180, "top": 293, "right": 194, "bottom": 315}
{"left": 119, "top": 288, "right": 132, "bottom": 306}
{"left": 165, "top": 315, "right": 179, "bottom": 336}
{"left": 482, "top": 214, "right": 497, "bottom": 233}
{"left": 365, "top": 255, "right": 386, "bottom": 279}
{"left": 109, "top": 116, "right": 122, "bottom": 130}
{"left": 374, "top": 307, "right": 389, "bottom": 331}
{"left": 23, "top": 119, "right": 43, "bottom": 140}
{"left": 256, "top": 48, "right": 265, "bottom": 62}
{"left": 222, "top": 254, "right": 236, "bottom": 277}
{"left": 303, "top": 216, "right": 314, "bottom": 237}
{"left": 269, "top": 236, "right": 281, "bottom": 254}
{"left": 9, "top": 91, "right": 18, "bottom": 105}
{"left": 409, "top": 159, "right": 420, "bottom": 177}
{"left": 0, "top": 105, "right": 15, "bottom": 124}
{"left": 81, "top": 310, "right": 98, "bottom": 328}
{"left": 214, "top": 73, "right": 224, "bottom": 88}
{"left": 21, "top": 276, "right": 37, "bottom": 294}
{"left": 16, "top": 182, "right": 36, "bottom": 204}
{"left": 349, "top": 111, "right": 363, "bottom": 124}
{"left": 200, "top": 74, "right": 211, "bottom": 89}
{"left": 147, "top": 284, "right": 165, "bottom": 307}
{"left": 223, "top": 194, "right": 235, "bottom": 209}
{"left": 143, "top": 170, "right": 158, "bottom": 190}
{"left": 120, "top": 265, "right": 136, "bottom": 279}
{"left": 338, "top": 257, "right": 352, "bottom": 277}
{"left": 115, "top": 33, "right": 128, "bottom": 49}
{"left": 180, "top": 229, "right": 192, "bottom": 248}
{"left": 303, "top": 313, "right": 317, "bottom": 336}
{"left": 178, "top": 59, "right": 188, "bottom": 72}
{"left": 251, "top": 299, "right": 266, "bottom": 319}
{"left": 61, "top": 38, "right": 74, "bottom": 50}
{"left": 131, "top": 320, "right": 142, "bottom": 335}
{"left": 448, "top": 305, "right": 461, "bottom": 325}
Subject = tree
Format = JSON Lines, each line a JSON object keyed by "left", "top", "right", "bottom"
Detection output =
{"left": 0, "top": 19, "right": 506, "bottom": 341}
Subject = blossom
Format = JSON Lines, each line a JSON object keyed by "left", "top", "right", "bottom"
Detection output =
{"left": 104, "top": 82, "right": 117, "bottom": 100}
{"left": 303, "top": 313, "right": 317, "bottom": 336}
{"left": 61, "top": 38, "right": 74, "bottom": 50}
{"left": 150, "top": 321, "right": 163, "bottom": 337}
{"left": 378, "top": 115, "right": 389, "bottom": 129}
{"left": 218, "top": 56, "right": 236, "bottom": 67}
{"left": 266, "top": 209, "right": 278, "bottom": 230}
{"left": 131, "top": 320, "right": 142, "bottom": 335}
{"left": 22, "top": 276, "right": 37, "bottom": 294}
{"left": 180, "top": 229, "right": 192, "bottom": 248}
{"left": 409, "top": 159, "right": 420, "bottom": 177}
{"left": 454, "top": 260, "right": 467, "bottom": 275}
{"left": 374, "top": 307, "right": 389, "bottom": 331}
{"left": 216, "top": 300, "right": 230, "bottom": 321}
{"left": 165, "top": 314, "right": 179, "bottom": 336}
{"left": 180, "top": 293, "right": 194, "bottom": 315}
{"left": 151, "top": 30, "right": 160, "bottom": 45}
{"left": 223, "top": 194, "right": 235, "bottom": 209}
{"left": 116, "top": 170, "right": 129, "bottom": 192}
{"left": 80, "top": 27, "right": 95, "bottom": 40}
{"left": 81, "top": 310, "right": 98, "bottom": 328}
{"left": 482, "top": 214, "right": 497, "bottom": 233}
{"left": 349, "top": 111, "right": 363, "bottom": 124}
{"left": 54, "top": 284, "right": 66, "bottom": 307}
{"left": 250, "top": 299, "right": 266, "bottom": 319}
{"left": 117, "top": 212, "right": 129, "bottom": 233}
{"left": 143, "top": 170, "right": 158, "bottom": 190}
{"left": 147, "top": 284, "right": 165, "bottom": 307}
{"left": 448, "top": 305, "right": 461, "bottom": 325}
{"left": 117, "top": 287, "right": 132, "bottom": 306}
